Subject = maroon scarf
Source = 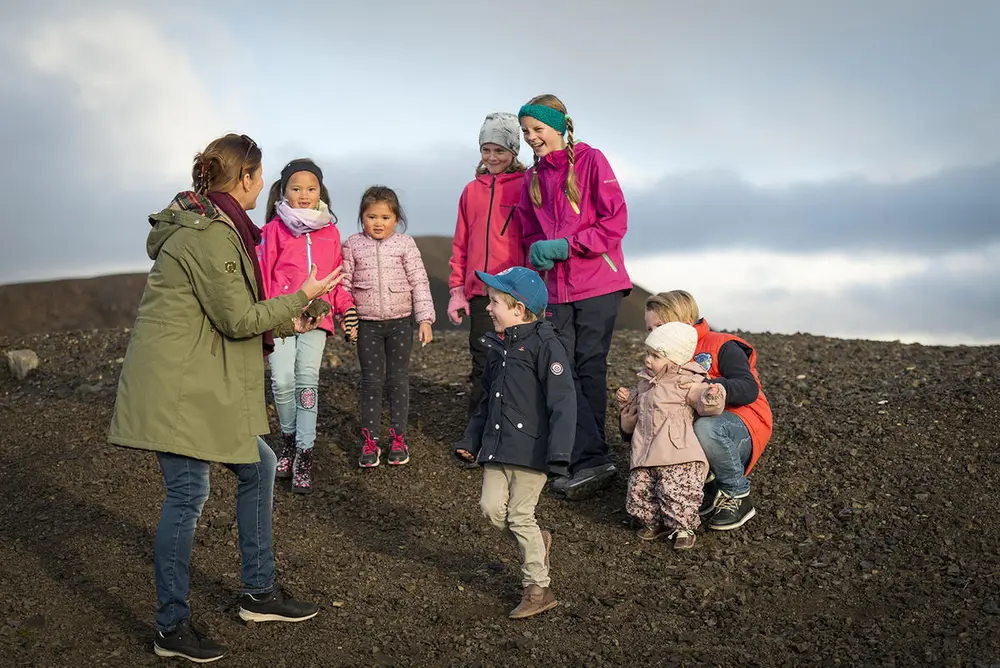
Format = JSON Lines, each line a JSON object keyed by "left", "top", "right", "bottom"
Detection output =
{"left": 206, "top": 191, "right": 275, "bottom": 355}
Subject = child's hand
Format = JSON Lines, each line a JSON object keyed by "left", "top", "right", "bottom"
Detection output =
{"left": 616, "top": 387, "right": 631, "bottom": 409}
{"left": 418, "top": 322, "right": 433, "bottom": 346}
{"left": 454, "top": 448, "right": 476, "bottom": 463}
{"left": 702, "top": 383, "right": 724, "bottom": 407}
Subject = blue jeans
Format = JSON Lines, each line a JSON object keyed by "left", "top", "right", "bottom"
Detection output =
{"left": 154, "top": 437, "right": 276, "bottom": 632}
{"left": 268, "top": 329, "right": 325, "bottom": 450}
{"left": 693, "top": 411, "right": 753, "bottom": 497}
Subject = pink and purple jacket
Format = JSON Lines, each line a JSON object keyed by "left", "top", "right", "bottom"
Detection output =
{"left": 257, "top": 217, "right": 354, "bottom": 335}
{"left": 448, "top": 171, "right": 526, "bottom": 299}
{"left": 518, "top": 142, "right": 632, "bottom": 305}
{"left": 342, "top": 232, "right": 436, "bottom": 323}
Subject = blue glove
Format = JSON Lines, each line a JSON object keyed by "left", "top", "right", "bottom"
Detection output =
{"left": 529, "top": 239, "right": 570, "bottom": 271}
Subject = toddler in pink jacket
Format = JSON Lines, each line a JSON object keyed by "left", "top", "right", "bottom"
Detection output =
{"left": 616, "top": 322, "right": 726, "bottom": 549}
{"left": 258, "top": 158, "right": 359, "bottom": 493}
{"left": 342, "top": 185, "right": 435, "bottom": 469}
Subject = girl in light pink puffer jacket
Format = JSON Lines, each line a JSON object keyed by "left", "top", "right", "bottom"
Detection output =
{"left": 342, "top": 186, "right": 436, "bottom": 469}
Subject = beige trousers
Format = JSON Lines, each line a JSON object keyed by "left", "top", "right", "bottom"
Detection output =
{"left": 479, "top": 464, "right": 550, "bottom": 588}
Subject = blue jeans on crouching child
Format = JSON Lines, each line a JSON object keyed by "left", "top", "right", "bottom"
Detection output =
{"left": 693, "top": 411, "right": 753, "bottom": 498}
{"left": 154, "top": 438, "right": 276, "bottom": 633}
{"left": 268, "top": 329, "right": 326, "bottom": 451}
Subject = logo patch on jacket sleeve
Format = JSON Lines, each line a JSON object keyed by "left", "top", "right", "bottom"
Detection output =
{"left": 224, "top": 261, "right": 237, "bottom": 273}
{"left": 550, "top": 362, "right": 564, "bottom": 376}
{"left": 694, "top": 352, "right": 713, "bottom": 372}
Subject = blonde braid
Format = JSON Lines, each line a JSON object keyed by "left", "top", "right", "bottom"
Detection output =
{"left": 530, "top": 153, "right": 542, "bottom": 207}
{"left": 564, "top": 116, "right": 580, "bottom": 209}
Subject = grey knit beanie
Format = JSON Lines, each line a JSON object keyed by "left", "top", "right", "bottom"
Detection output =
{"left": 478, "top": 112, "right": 520, "bottom": 155}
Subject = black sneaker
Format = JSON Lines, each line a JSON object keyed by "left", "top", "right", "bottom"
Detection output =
{"left": 238, "top": 588, "right": 319, "bottom": 623}
{"left": 548, "top": 474, "right": 571, "bottom": 495}
{"left": 563, "top": 463, "right": 617, "bottom": 501}
{"left": 699, "top": 476, "right": 721, "bottom": 517}
{"left": 707, "top": 492, "right": 757, "bottom": 531}
{"left": 153, "top": 619, "right": 228, "bottom": 663}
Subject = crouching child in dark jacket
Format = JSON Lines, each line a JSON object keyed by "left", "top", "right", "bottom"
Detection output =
{"left": 454, "top": 266, "right": 575, "bottom": 620}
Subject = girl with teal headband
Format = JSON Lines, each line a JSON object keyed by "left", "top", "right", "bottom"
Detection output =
{"left": 517, "top": 93, "right": 634, "bottom": 500}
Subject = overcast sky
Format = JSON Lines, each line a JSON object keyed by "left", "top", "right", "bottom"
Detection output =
{"left": 1, "top": 0, "right": 998, "bottom": 344}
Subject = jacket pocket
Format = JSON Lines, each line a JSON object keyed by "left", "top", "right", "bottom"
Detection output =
{"left": 210, "top": 327, "right": 221, "bottom": 357}
{"left": 503, "top": 404, "right": 539, "bottom": 438}
{"left": 387, "top": 283, "right": 412, "bottom": 294}
{"left": 667, "top": 418, "right": 694, "bottom": 449}
{"left": 499, "top": 207, "right": 515, "bottom": 236}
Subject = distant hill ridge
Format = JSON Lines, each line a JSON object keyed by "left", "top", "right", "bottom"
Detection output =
{"left": 0, "top": 236, "right": 652, "bottom": 339}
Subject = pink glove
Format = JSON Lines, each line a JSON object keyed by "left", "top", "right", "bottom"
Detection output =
{"left": 448, "top": 287, "right": 470, "bottom": 325}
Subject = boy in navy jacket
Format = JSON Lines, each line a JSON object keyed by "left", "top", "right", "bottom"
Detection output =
{"left": 454, "top": 266, "right": 575, "bottom": 619}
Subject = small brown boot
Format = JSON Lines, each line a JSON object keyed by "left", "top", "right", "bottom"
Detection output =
{"left": 508, "top": 584, "right": 559, "bottom": 619}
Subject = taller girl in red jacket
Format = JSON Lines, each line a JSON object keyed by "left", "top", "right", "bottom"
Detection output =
{"left": 258, "top": 159, "right": 359, "bottom": 493}
{"left": 447, "top": 112, "right": 527, "bottom": 417}
{"left": 518, "top": 94, "right": 633, "bottom": 500}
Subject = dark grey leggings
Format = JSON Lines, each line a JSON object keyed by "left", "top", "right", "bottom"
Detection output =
{"left": 357, "top": 318, "right": 413, "bottom": 436}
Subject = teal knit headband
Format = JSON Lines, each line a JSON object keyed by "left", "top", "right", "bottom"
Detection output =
{"left": 518, "top": 104, "right": 567, "bottom": 134}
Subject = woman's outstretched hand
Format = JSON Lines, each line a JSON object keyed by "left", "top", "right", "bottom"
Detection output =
{"left": 300, "top": 264, "right": 342, "bottom": 301}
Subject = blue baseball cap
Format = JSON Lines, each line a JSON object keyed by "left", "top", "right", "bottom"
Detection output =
{"left": 476, "top": 267, "right": 548, "bottom": 314}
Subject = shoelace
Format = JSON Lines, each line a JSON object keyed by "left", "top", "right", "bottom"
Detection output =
{"left": 669, "top": 528, "right": 695, "bottom": 540}
{"left": 716, "top": 494, "right": 741, "bottom": 513}
{"left": 361, "top": 428, "right": 379, "bottom": 455}
{"left": 389, "top": 429, "right": 407, "bottom": 452}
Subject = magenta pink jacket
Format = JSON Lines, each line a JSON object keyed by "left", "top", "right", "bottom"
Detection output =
{"left": 257, "top": 217, "right": 354, "bottom": 335}
{"left": 342, "top": 232, "right": 436, "bottom": 323}
{"left": 518, "top": 142, "right": 632, "bottom": 305}
{"left": 448, "top": 171, "right": 526, "bottom": 299}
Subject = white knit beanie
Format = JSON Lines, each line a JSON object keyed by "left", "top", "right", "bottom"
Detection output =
{"left": 479, "top": 112, "right": 520, "bottom": 156}
{"left": 645, "top": 322, "right": 698, "bottom": 366}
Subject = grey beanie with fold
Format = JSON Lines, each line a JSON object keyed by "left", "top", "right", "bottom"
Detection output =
{"left": 479, "top": 112, "right": 520, "bottom": 155}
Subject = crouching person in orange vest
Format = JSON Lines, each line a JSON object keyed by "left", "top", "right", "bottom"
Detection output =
{"left": 643, "top": 290, "right": 773, "bottom": 531}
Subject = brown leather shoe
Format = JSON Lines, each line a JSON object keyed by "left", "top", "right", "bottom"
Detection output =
{"left": 508, "top": 584, "right": 559, "bottom": 619}
{"left": 672, "top": 529, "right": 697, "bottom": 550}
{"left": 541, "top": 530, "right": 552, "bottom": 569}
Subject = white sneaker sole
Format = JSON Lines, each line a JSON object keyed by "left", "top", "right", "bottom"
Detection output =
{"left": 237, "top": 607, "right": 319, "bottom": 623}
{"left": 153, "top": 644, "right": 226, "bottom": 663}
{"left": 708, "top": 506, "right": 757, "bottom": 531}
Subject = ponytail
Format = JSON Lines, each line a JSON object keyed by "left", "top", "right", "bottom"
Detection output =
{"left": 264, "top": 180, "right": 283, "bottom": 222}
{"left": 564, "top": 116, "right": 580, "bottom": 210}
{"left": 529, "top": 153, "right": 542, "bottom": 207}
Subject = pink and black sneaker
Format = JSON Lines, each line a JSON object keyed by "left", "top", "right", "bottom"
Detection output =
{"left": 387, "top": 428, "right": 410, "bottom": 466}
{"left": 275, "top": 432, "right": 295, "bottom": 480}
{"left": 291, "top": 448, "right": 313, "bottom": 494}
{"left": 358, "top": 428, "right": 381, "bottom": 468}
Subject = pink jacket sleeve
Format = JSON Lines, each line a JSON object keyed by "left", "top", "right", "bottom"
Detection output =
{"left": 518, "top": 171, "right": 545, "bottom": 254}
{"left": 567, "top": 149, "right": 628, "bottom": 258}
{"left": 448, "top": 187, "right": 470, "bottom": 291}
{"left": 257, "top": 222, "right": 281, "bottom": 300}
{"left": 403, "top": 237, "right": 436, "bottom": 324}
{"left": 341, "top": 238, "right": 355, "bottom": 294}
{"left": 328, "top": 236, "right": 355, "bottom": 315}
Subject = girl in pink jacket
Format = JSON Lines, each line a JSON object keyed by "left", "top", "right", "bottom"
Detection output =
{"left": 616, "top": 323, "right": 726, "bottom": 549}
{"left": 518, "top": 94, "right": 633, "bottom": 499}
{"left": 343, "top": 186, "right": 435, "bottom": 469}
{"left": 447, "top": 112, "right": 527, "bottom": 417}
{"left": 258, "top": 159, "right": 358, "bottom": 493}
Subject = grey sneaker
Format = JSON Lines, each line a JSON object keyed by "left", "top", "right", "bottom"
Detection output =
{"left": 153, "top": 619, "right": 228, "bottom": 663}
{"left": 563, "top": 462, "right": 617, "bottom": 500}
{"left": 238, "top": 588, "right": 319, "bottom": 623}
